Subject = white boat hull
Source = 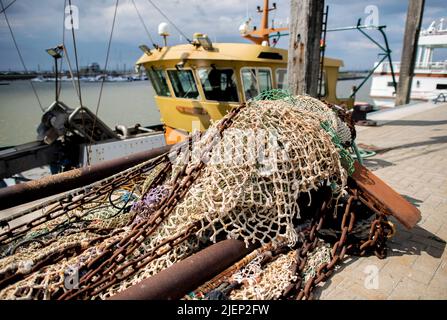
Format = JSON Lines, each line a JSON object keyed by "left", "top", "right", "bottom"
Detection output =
{"left": 370, "top": 74, "right": 447, "bottom": 107}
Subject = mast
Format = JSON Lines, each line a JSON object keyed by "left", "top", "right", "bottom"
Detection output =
{"left": 260, "top": 0, "right": 269, "bottom": 33}
{"left": 242, "top": 0, "right": 287, "bottom": 45}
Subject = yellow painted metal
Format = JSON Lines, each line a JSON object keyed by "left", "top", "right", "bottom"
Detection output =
{"left": 136, "top": 43, "right": 354, "bottom": 137}
{"left": 136, "top": 43, "right": 342, "bottom": 67}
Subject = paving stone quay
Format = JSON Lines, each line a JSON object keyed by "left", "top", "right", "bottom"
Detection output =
{"left": 317, "top": 102, "right": 447, "bottom": 300}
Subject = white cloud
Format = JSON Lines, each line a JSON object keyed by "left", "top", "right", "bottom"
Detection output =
{"left": 0, "top": 0, "right": 446, "bottom": 70}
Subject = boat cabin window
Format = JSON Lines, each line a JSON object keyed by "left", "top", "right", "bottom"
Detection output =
{"left": 258, "top": 69, "right": 272, "bottom": 92}
{"left": 241, "top": 68, "right": 258, "bottom": 100}
{"left": 197, "top": 68, "right": 239, "bottom": 102}
{"left": 436, "top": 84, "right": 447, "bottom": 90}
{"left": 147, "top": 68, "right": 171, "bottom": 97}
{"left": 241, "top": 68, "right": 273, "bottom": 100}
{"left": 167, "top": 69, "right": 200, "bottom": 99}
{"left": 276, "top": 69, "right": 288, "bottom": 89}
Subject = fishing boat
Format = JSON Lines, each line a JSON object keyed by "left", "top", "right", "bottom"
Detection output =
{"left": 0, "top": 0, "right": 353, "bottom": 182}
{"left": 136, "top": 0, "right": 354, "bottom": 144}
{"left": 370, "top": 18, "right": 447, "bottom": 107}
{"left": 137, "top": 39, "right": 351, "bottom": 144}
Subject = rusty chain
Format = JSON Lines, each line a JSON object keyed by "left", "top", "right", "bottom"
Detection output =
{"left": 188, "top": 185, "right": 392, "bottom": 301}
{"left": 0, "top": 99, "right": 395, "bottom": 300}
{"left": 57, "top": 104, "right": 247, "bottom": 300}
{"left": 278, "top": 186, "right": 393, "bottom": 300}
{"left": 0, "top": 154, "right": 169, "bottom": 246}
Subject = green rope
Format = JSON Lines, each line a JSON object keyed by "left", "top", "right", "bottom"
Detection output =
{"left": 253, "top": 89, "right": 297, "bottom": 103}
{"left": 253, "top": 89, "right": 356, "bottom": 176}
{"left": 351, "top": 144, "right": 376, "bottom": 161}
{"left": 351, "top": 142, "right": 363, "bottom": 165}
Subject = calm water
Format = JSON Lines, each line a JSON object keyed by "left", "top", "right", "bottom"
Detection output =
{"left": 0, "top": 80, "right": 161, "bottom": 147}
{"left": 336, "top": 77, "right": 373, "bottom": 104}
{"left": 0, "top": 78, "right": 372, "bottom": 148}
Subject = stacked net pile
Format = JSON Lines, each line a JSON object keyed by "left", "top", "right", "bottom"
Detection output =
{"left": 0, "top": 93, "right": 356, "bottom": 300}
{"left": 96, "top": 95, "right": 352, "bottom": 298}
{"left": 173, "top": 97, "right": 349, "bottom": 246}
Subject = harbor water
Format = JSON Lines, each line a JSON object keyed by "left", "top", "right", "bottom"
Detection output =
{"left": 0, "top": 78, "right": 372, "bottom": 148}
{"left": 0, "top": 80, "right": 161, "bottom": 148}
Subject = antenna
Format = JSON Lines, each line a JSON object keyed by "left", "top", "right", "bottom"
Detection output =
{"left": 158, "top": 22, "right": 170, "bottom": 47}
{"left": 240, "top": 0, "right": 287, "bottom": 45}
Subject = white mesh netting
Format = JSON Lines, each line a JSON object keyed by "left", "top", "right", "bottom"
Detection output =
{"left": 0, "top": 94, "right": 353, "bottom": 299}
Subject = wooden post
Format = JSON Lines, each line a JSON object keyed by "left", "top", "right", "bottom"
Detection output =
{"left": 395, "top": 0, "right": 425, "bottom": 106}
{"left": 287, "top": 0, "right": 324, "bottom": 96}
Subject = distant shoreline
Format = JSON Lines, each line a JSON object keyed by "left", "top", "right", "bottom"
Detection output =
{"left": 1, "top": 70, "right": 371, "bottom": 81}
{"left": 0, "top": 74, "right": 36, "bottom": 81}
{"left": 0, "top": 72, "right": 137, "bottom": 81}
{"left": 338, "top": 71, "right": 369, "bottom": 80}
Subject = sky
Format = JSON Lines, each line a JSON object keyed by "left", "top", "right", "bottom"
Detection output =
{"left": 0, "top": 0, "right": 446, "bottom": 72}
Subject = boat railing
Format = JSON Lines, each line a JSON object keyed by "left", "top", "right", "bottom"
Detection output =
{"left": 375, "top": 61, "right": 447, "bottom": 73}
{"left": 420, "top": 29, "right": 447, "bottom": 36}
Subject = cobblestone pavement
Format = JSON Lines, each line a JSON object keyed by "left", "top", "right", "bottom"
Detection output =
{"left": 317, "top": 103, "right": 447, "bottom": 300}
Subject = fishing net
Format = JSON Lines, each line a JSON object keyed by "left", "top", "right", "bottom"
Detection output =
{"left": 171, "top": 98, "right": 349, "bottom": 247}
{"left": 98, "top": 95, "right": 352, "bottom": 298}
{"left": 0, "top": 158, "right": 168, "bottom": 299}
{"left": 229, "top": 250, "right": 297, "bottom": 300}
{"left": 0, "top": 92, "right": 357, "bottom": 300}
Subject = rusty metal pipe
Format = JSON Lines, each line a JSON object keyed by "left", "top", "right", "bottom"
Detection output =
{"left": 109, "top": 239, "right": 256, "bottom": 300}
{"left": 351, "top": 161, "right": 421, "bottom": 229}
{"left": 0, "top": 145, "right": 172, "bottom": 210}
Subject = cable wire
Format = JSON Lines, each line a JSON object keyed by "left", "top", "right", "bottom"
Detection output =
{"left": 67, "top": 0, "right": 83, "bottom": 108}
{"left": 0, "top": 0, "right": 44, "bottom": 112}
{"left": 131, "top": 0, "right": 158, "bottom": 48}
{"left": 59, "top": 0, "right": 81, "bottom": 100}
{"left": 146, "top": 0, "right": 192, "bottom": 43}
{"left": 0, "top": 0, "right": 16, "bottom": 14}
{"left": 67, "top": 0, "right": 91, "bottom": 165}
{"left": 88, "top": 0, "right": 120, "bottom": 146}
{"left": 57, "top": 0, "right": 67, "bottom": 98}
{"left": 62, "top": 45, "right": 81, "bottom": 100}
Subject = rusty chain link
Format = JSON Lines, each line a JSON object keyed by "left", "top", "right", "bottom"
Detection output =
{"left": 277, "top": 186, "right": 392, "bottom": 300}
{"left": 0, "top": 100, "right": 395, "bottom": 301}
{"left": 56, "top": 104, "right": 247, "bottom": 300}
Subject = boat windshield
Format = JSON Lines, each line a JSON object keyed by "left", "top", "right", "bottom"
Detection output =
{"left": 241, "top": 68, "right": 259, "bottom": 100}
{"left": 147, "top": 68, "right": 171, "bottom": 97}
{"left": 276, "top": 69, "right": 288, "bottom": 89}
{"left": 167, "top": 70, "right": 200, "bottom": 99}
{"left": 241, "top": 68, "right": 273, "bottom": 100}
{"left": 258, "top": 69, "right": 272, "bottom": 92}
{"left": 197, "top": 68, "right": 239, "bottom": 102}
